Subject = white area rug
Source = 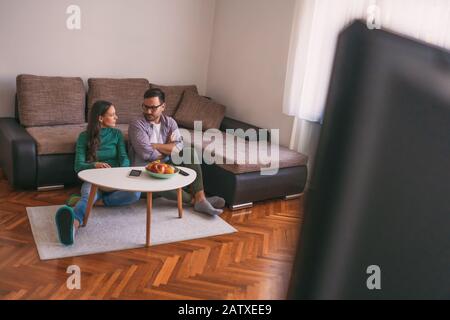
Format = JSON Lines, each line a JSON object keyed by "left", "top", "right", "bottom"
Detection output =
{"left": 27, "top": 198, "right": 237, "bottom": 260}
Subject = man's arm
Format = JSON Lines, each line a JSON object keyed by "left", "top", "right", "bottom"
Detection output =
{"left": 153, "top": 119, "right": 184, "bottom": 156}
{"left": 152, "top": 142, "right": 177, "bottom": 155}
{"left": 128, "top": 121, "right": 164, "bottom": 162}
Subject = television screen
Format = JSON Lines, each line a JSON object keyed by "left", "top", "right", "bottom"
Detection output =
{"left": 289, "top": 20, "right": 450, "bottom": 299}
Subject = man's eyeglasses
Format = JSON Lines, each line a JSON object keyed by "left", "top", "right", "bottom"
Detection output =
{"left": 142, "top": 103, "right": 164, "bottom": 112}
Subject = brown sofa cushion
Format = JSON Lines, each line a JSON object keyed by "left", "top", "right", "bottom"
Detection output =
{"left": 26, "top": 124, "right": 129, "bottom": 155}
{"left": 87, "top": 78, "right": 150, "bottom": 124}
{"left": 179, "top": 129, "right": 308, "bottom": 174}
{"left": 174, "top": 92, "right": 226, "bottom": 131}
{"left": 217, "top": 144, "right": 308, "bottom": 174}
{"left": 150, "top": 84, "right": 198, "bottom": 117}
{"left": 26, "top": 124, "right": 87, "bottom": 155}
{"left": 16, "top": 74, "right": 85, "bottom": 127}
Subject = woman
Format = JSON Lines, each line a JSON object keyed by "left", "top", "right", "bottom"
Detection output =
{"left": 55, "top": 100, "right": 141, "bottom": 246}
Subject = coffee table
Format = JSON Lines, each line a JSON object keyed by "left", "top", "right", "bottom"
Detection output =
{"left": 78, "top": 166, "right": 197, "bottom": 247}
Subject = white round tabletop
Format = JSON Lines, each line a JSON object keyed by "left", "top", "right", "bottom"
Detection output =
{"left": 78, "top": 166, "right": 197, "bottom": 193}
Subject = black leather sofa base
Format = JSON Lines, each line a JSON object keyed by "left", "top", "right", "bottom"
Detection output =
{"left": 0, "top": 118, "right": 37, "bottom": 189}
{"left": 0, "top": 118, "right": 80, "bottom": 190}
{"left": 37, "top": 154, "right": 79, "bottom": 188}
{"left": 201, "top": 163, "right": 307, "bottom": 208}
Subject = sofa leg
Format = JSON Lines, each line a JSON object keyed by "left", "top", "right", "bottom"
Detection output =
{"left": 37, "top": 185, "right": 64, "bottom": 192}
{"left": 284, "top": 193, "right": 303, "bottom": 200}
{"left": 230, "top": 202, "right": 253, "bottom": 211}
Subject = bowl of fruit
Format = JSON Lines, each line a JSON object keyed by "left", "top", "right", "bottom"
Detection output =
{"left": 145, "top": 161, "right": 179, "bottom": 179}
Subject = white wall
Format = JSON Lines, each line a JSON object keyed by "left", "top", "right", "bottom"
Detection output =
{"left": 0, "top": 0, "right": 216, "bottom": 117}
{"left": 206, "top": 0, "right": 296, "bottom": 147}
{"left": 0, "top": 0, "right": 298, "bottom": 147}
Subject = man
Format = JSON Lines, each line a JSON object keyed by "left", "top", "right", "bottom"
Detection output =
{"left": 128, "top": 88, "right": 225, "bottom": 216}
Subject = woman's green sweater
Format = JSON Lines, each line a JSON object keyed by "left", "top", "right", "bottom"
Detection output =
{"left": 74, "top": 128, "right": 130, "bottom": 173}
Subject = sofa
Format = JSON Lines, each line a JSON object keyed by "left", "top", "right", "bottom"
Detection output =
{"left": 0, "top": 74, "right": 308, "bottom": 210}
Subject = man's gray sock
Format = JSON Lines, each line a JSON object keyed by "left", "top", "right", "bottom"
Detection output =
{"left": 206, "top": 196, "right": 226, "bottom": 209}
{"left": 194, "top": 199, "right": 223, "bottom": 216}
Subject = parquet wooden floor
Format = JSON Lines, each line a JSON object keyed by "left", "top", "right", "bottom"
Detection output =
{"left": 0, "top": 169, "right": 304, "bottom": 300}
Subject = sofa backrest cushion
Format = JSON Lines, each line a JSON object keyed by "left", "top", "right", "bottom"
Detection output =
{"left": 16, "top": 74, "right": 86, "bottom": 127}
{"left": 174, "top": 91, "right": 226, "bottom": 131}
{"left": 150, "top": 84, "right": 198, "bottom": 117}
{"left": 87, "top": 78, "right": 150, "bottom": 124}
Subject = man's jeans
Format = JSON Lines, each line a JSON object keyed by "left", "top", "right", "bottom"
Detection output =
{"left": 168, "top": 147, "right": 204, "bottom": 193}
{"left": 73, "top": 182, "right": 141, "bottom": 224}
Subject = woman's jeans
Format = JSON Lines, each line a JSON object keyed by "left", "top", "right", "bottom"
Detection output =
{"left": 73, "top": 182, "right": 141, "bottom": 224}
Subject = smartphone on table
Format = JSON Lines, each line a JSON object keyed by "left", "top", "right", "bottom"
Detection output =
{"left": 128, "top": 169, "right": 142, "bottom": 178}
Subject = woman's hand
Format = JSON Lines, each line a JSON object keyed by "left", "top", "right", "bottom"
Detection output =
{"left": 95, "top": 162, "right": 111, "bottom": 169}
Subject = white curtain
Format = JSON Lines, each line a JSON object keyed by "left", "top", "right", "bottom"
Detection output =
{"left": 380, "top": 0, "right": 450, "bottom": 48}
{"left": 284, "top": 0, "right": 450, "bottom": 185}
{"left": 284, "top": 0, "right": 450, "bottom": 124}
{"left": 290, "top": 117, "right": 322, "bottom": 188}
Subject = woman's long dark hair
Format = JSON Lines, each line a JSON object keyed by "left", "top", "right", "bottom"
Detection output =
{"left": 86, "top": 100, "right": 113, "bottom": 163}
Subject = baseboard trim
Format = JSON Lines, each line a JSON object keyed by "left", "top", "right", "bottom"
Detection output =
{"left": 230, "top": 202, "right": 253, "bottom": 211}
{"left": 37, "top": 185, "right": 64, "bottom": 192}
{"left": 284, "top": 193, "right": 303, "bottom": 200}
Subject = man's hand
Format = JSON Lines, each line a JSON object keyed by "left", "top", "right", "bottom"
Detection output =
{"left": 166, "top": 131, "right": 176, "bottom": 144}
{"left": 95, "top": 162, "right": 111, "bottom": 169}
{"left": 155, "top": 153, "right": 166, "bottom": 161}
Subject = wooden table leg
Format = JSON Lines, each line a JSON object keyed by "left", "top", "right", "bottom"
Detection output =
{"left": 146, "top": 192, "right": 152, "bottom": 247}
{"left": 82, "top": 184, "right": 98, "bottom": 227}
{"left": 177, "top": 188, "right": 183, "bottom": 218}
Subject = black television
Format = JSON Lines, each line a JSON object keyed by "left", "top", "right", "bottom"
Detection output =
{"left": 288, "top": 20, "right": 450, "bottom": 299}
